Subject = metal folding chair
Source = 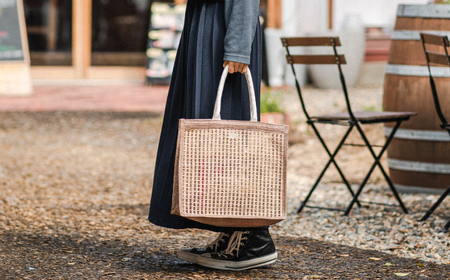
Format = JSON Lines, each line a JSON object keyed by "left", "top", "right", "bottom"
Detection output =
{"left": 419, "top": 33, "right": 450, "bottom": 233}
{"left": 281, "top": 37, "right": 417, "bottom": 215}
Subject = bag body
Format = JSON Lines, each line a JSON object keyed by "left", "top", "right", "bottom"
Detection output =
{"left": 171, "top": 66, "right": 288, "bottom": 227}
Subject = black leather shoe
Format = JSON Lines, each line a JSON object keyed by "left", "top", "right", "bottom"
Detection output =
{"left": 176, "top": 232, "right": 231, "bottom": 263}
{"left": 196, "top": 228, "right": 277, "bottom": 271}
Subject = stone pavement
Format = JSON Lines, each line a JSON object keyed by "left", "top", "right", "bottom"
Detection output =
{"left": 0, "top": 82, "right": 168, "bottom": 113}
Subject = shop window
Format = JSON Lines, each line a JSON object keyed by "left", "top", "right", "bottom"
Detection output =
{"left": 91, "top": 0, "right": 152, "bottom": 66}
{"left": 24, "top": 0, "right": 72, "bottom": 66}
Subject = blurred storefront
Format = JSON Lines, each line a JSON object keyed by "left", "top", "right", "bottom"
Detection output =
{"left": 24, "top": 0, "right": 154, "bottom": 79}
{"left": 24, "top": 0, "right": 281, "bottom": 80}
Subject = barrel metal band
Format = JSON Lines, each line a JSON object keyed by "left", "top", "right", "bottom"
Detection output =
{"left": 388, "top": 158, "right": 450, "bottom": 174}
{"left": 391, "top": 30, "right": 450, "bottom": 41}
{"left": 385, "top": 64, "right": 450, "bottom": 77}
{"left": 384, "top": 127, "right": 450, "bottom": 142}
{"left": 393, "top": 183, "right": 446, "bottom": 195}
{"left": 397, "top": 4, "right": 450, "bottom": 19}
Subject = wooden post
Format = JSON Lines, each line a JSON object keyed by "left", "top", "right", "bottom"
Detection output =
{"left": 328, "top": 0, "right": 333, "bottom": 30}
{"left": 267, "top": 0, "right": 282, "bottom": 29}
{"left": 47, "top": 0, "right": 58, "bottom": 50}
{"left": 73, "top": 0, "right": 91, "bottom": 78}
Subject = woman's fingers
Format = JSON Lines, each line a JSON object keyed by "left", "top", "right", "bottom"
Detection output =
{"left": 228, "top": 61, "right": 237, "bottom": 73}
{"left": 240, "top": 64, "right": 249, "bottom": 73}
{"left": 224, "top": 61, "right": 248, "bottom": 74}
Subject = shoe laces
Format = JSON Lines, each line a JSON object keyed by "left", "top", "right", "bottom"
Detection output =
{"left": 217, "top": 231, "right": 249, "bottom": 258}
{"left": 206, "top": 232, "right": 229, "bottom": 253}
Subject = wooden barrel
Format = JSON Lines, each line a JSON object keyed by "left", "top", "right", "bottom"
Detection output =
{"left": 383, "top": 4, "right": 450, "bottom": 193}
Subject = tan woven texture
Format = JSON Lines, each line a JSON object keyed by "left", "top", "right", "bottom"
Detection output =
{"left": 172, "top": 119, "right": 289, "bottom": 227}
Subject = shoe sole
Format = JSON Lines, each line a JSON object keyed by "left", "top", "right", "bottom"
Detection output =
{"left": 196, "top": 252, "right": 277, "bottom": 271}
{"left": 177, "top": 250, "right": 209, "bottom": 263}
{"left": 177, "top": 250, "right": 211, "bottom": 264}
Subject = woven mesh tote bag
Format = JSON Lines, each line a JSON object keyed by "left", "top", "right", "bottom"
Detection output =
{"left": 171, "top": 66, "right": 288, "bottom": 227}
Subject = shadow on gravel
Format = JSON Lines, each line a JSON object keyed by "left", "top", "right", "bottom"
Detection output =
{"left": 1, "top": 230, "right": 450, "bottom": 279}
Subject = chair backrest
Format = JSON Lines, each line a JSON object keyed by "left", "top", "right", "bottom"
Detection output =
{"left": 420, "top": 33, "right": 450, "bottom": 132}
{"left": 420, "top": 33, "right": 450, "bottom": 66}
{"left": 281, "top": 36, "right": 355, "bottom": 122}
{"left": 281, "top": 37, "right": 347, "bottom": 65}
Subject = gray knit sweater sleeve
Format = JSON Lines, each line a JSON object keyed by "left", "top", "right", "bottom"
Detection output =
{"left": 223, "top": 0, "right": 260, "bottom": 65}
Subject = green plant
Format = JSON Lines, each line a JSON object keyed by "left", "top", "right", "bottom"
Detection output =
{"left": 362, "top": 105, "right": 378, "bottom": 112}
{"left": 260, "top": 91, "right": 285, "bottom": 113}
{"left": 434, "top": 0, "right": 450, "bottom": 3}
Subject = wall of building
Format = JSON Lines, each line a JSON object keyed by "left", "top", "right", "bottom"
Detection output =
{"left": 286, "top": 0, "right": 430, "bottom": 36}
{"left": 333, "top": 0, "right": 429, "bottom": 31}
{"left": 290, "top": 0, "right": 329, "bottom": 35}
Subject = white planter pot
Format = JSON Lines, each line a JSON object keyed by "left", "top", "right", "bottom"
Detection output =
{"left": 264, "top": 28, "right": 286, "bottom": 87}
{"left": 265, "top": 28, "right": 308, "bottom": 87}
{"left": 308, "top": 15, "right": 365, "bottom": 89}
{"left": 284, "top": 48, "right": 308, "bottom": 87}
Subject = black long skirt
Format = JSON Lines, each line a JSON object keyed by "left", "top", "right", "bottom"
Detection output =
{"left": 148, "top": 0, "right": 262, "bottom": 232}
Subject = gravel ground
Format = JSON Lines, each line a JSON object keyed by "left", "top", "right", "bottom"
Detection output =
{"left": 0, "top": 86, "right": 449, "bottom": 279}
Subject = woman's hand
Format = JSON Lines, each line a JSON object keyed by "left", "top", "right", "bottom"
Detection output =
{"left": 223, "top": 61, "right": 248, "bottom": 74}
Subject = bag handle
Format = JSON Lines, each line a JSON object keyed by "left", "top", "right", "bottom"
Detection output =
{"left": 212, "top": 65, "right": 258, "bottom": 122}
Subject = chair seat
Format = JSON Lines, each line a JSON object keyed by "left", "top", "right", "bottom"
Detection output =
{"left": 312, "top": 111, "right": 418, "bottom": 124}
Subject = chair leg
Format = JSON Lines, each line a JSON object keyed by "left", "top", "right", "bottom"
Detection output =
{"left": 420, "top": 186, "right": 450, "bottom": 221}
{"left": 372, "top": 125, "right": 409, "bottom": 213}
{"left": 344, "top": 155, "right": 377, "bottom": 215}
{"left": 298, "top": 123, "right": 361, "bottom": 213}
{"left": 441, "top": 219, "right": 450, "bottom": 233}
{"left": 344, "top": 121, "right": 408, "bottom": 215}
{"left": 378, "top": 166, "right": 409, "bottom": 214}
